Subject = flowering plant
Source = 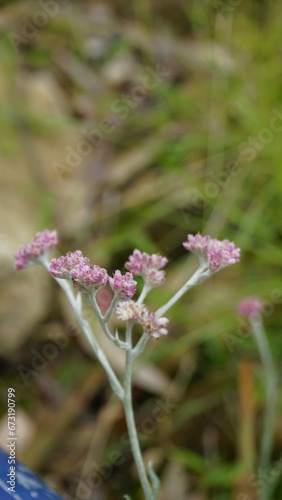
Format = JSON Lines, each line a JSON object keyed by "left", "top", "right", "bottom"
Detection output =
{"left": 237, "top": 296, "right": 278, "bottom": 500}
{"left": 15, "top": 230, "right": 240, "bottom": 499}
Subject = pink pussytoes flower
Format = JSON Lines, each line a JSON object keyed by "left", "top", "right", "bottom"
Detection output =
{"left": 109, "top": 270, "right": 137, "bottom": 299}
{"left": 183, "top": 234, "right": 209, "bottom": 254}
{"left": 72, "top": 263, "right": 108, "bottom": 292}
{"left": 50, "top": 250, "right": 108, "bottom": 292}
{"left": 125, "top": 249, "right": 168, "bottom": 287}
{"left": 183, "top": 233, "right": 240, "bottom": 270}
{"left": 143, "top": 269, "right": 166, "bottom": 288}
{"left": 142, "top": 313, "right": 169, "bottom": 339}
{"left": 237, "top": 297, "right": 263, "bottom": 317}
{"left": 116, "top": 301, "right": 169, "bottom": 339}
{"left": 14, "top": 230, "right": 58, "bottom": 270}
{"left": 207, "top": 239, "right": 240, "bottom": 270}
{"left": 50, "top": 250, "right": 89, "bottom": 279}
{"left": 116, "top": 300, "right": 148, "bottom": 322}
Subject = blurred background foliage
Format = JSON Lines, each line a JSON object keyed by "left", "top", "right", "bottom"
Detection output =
{"left": 0, "top": 0, "right": 282, "bottom": 498}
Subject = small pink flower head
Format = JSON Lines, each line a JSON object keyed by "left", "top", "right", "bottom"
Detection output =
{"left": 142, "top": 313, "right": 169, "bottom": 339}
{"left": 14, "top": 230, "right": 58, "bottom": 270}
{"left": 125, "top": 249, "right": 168, "bottom": 287}
{"left": 183, "top": 234, "right": 210, "bottom": 254}
{"left": 109, "top": 270, "right": 137, "bottom": 299}
{"left": 72, "top": 264, "right": 108, "bottom": 292}
{"left": 183, "top": 233, "right": 240, "bottom": 271}
{"left": 143, "top": 269, "right": 166, "bottom": 287}
{"left": 237, "top": 297, "right": 263, "bottom": 317}
{"left": 50, "top": 251, "right": 108, "bottom": 292}
{"left": 116, "top": 300, "right": 147, "bottom": 322}
{"left": 50, "top": 251, "right": 89, "bottom": 279}
{"left": 116, "top": 301, "right": 169, "bottom": 339}
{"left": 207, "top": 239, "right": 240, "bottom": 270}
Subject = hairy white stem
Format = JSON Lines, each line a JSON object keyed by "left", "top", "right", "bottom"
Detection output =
{"left": 156, "top": 263, "right": 210, "bottom": 318}
{"left": 40, "top": 257, "right": 124, "bottom": 400}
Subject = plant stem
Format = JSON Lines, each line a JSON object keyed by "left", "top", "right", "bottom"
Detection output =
{"left": 76, "top": 315, "right": 124, "bottom": 401}
{"left": 88, "top": 294, "right": 128, "bottom": 349}
{"left": 103, "top": 295, "right": 120, "bottom": 323}
{"left": 250, "top": 316, "right": 277, "bottom": 488}
{"left": 132, "top": 332, "right": 149, "bottom": 359}
{"left": 264, "top": 457, "right": 282, "bottom": 500}
{"left": 137, "top": 284, "right": 152, "bottom": 304}
{"left": 40, "top": 257, "right": 124, "bottom": 400}
{"left": 148, "top": 461, "right": 160, "bottom": 499}
{"left": 123, "top": 323, "right": 154, "bottom": 500}
{"left": 41, "top": 255, "right": 158, "bottom": 496}
{"left": 155, "top": 263, "right": 210, "bottom": 318}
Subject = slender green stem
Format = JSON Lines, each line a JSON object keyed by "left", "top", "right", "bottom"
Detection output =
{"left": 123, "top": 323, "right": 153, "bottom": 500}
{"left": 155, "top": 263, "right": 210, "bottom": 318}
{"left": 250, "top": 316, "right": 277, "bottom": 495}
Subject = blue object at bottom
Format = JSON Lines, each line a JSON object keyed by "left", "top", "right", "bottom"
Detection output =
{"left": 0, "top": 448, "right": 63, "bottom": 499}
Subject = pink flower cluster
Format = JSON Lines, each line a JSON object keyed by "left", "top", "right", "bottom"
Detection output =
{"left": 72, "top": 264, "right": 108, "bottom": 292}
{"left": 143, "top": 313, "right": 169, "bottom": 339}
{"left": 50, "top": 250, "right": 89, "bottom": 279}
{"left": 183, "top": 234, "right": 240, "bottom": 270}
{"left": 14, "top": 230, "right": 58, "bottom": 270}
{"left": 109, "top": 270, "right": 137, "bottom": 299}
{"left": 125, "top": 250, "right": 168, "bottom": 287}
{"left": 116, "top": 300, "right": 147, "bottom": 322}
{"left": 116, "top": 300, "right": 169, "bottom": 339}
{"left": 50, "top": 251, "right": 107, "bottom": 292}
{"left": 237, "top": 297, "right": 263, "bottom": 317}
{"left": 50, "top": 252, "right": 137, "bottom": 297}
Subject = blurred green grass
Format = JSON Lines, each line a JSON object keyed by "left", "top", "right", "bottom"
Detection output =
{"left": 0, "top": 0, "right": 282, "bottom": 498}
